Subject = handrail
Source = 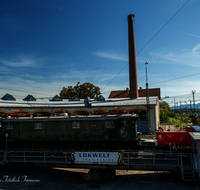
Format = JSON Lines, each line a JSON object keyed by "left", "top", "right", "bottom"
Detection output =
{"left": 190, "top": 153, "right": 195, "bottom": 179}
{"left": 179, "top": 153, "right": 195, "bottom": 181}
{"left": 180, "top": 153, "right": 184, "bottom": 180}
{"left": 0, "top": 149, "right": 182, "bottom": 167}
{"left": 123, "top": 151, "right": 180, "bottom": 166}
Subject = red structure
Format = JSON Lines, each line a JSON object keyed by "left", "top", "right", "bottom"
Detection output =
{"left": 156, "top": 131, "right": 192, "bottom": 148}
{"left": 108, "top": 88, "right": 130, "bottom": 98}
{"left": 138, "top": 87, "right": 161, "bottom": 100}
{"left": 109, "top": 87, "right": 161, "bottom": 99}
{"left": 156, "top": 126, "right": 200, "bottom": 149}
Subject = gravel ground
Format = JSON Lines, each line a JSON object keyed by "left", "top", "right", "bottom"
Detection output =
{"left": 0, "top": 164, "right": 200, "bottom": 190}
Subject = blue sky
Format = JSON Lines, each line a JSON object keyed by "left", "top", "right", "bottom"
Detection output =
{"left": 0, "top": 0, "right": 200, "bottom": 106}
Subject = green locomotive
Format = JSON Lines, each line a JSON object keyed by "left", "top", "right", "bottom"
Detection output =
{"left": 0, "top": 114, "right": 137, "bottom": 150}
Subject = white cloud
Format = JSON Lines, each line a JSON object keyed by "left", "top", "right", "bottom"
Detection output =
{"left": 2, "top": 59, "right": 35, "bottom": 67}
{"left": 150, "top": 44, "right": 200, "bottom": 67}
{"left": 51, "top": 68, "right": 128, "bottom": 83}
{"left": 178, "top": 30, "right": 200, "bottom": 39}
{"left": 152, "top": 74, "right": 200, "bottom": 99}
{"left": 0, "top": 66, "right": 129, "bottom": 99}
{"left": 192, "top": 43, "right": 200, "bottom": 57}
{"left": 94, "top": 51, "right": 128, "bottom": 61}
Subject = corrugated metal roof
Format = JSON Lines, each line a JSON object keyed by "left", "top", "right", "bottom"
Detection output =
{"left": 189, "top": 132, "right": 200, "bottom": 141}
{"left": 0, "top": 97, "right": 158, "bottom": 108}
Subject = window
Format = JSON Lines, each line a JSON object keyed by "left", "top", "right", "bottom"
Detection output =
{"left": 34, "top": 123, "right": 42, "bottom": 129}
{"left": 6, "top": 123, "right": 13, "bottom": 129}
{"left": 121, "top": 119, "right": 126, "bottom": 129}
{"left": 105, "top": 121, "right": 115, "bottom": 128}
{"left": 72, "top": 121, "right": 80, "bottom": 129}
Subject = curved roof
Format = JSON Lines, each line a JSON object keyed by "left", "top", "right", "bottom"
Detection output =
{"left": 0, "top": 97, "right": 158, "bottom": 108}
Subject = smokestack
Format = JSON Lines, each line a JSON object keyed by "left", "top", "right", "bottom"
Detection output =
{"left": 127, "top": 14, "right": 138, "bottom": 98}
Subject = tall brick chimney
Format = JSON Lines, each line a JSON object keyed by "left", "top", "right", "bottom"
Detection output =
{"left": 127, "top": 14, "right": 138, "bottom": 98}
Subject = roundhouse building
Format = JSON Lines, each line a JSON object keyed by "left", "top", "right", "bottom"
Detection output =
{"left": 0, "top": 94, "right": 159, "bottom": 133}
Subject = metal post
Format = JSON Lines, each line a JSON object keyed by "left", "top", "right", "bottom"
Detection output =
{"left": 192, "top": 90, "right": 196, "bottom": 110}
{"left": 145, "top": 62, "right": 151, "bottom": 134}
{"left": 174, "top": 98, "right": 175, "bottom": 112}
{"left": 180, "top": 100, "right": 182, "bottom": 128}
{"left": 169, "top": 143, "right": 171, "bottom": 156}
{"left": 24, "top": 152, "right": 25, "bottom": 163}
{"left": 5, "top": 133, "right": 8, "bottom": 153}
{"left": 44, "top": 152, "right": 46, "bottom": 164}
{"left": 127, "top": 152, "right": 129, "bottom": 165}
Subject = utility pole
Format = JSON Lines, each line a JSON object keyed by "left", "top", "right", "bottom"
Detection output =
{"left": 180, "top": 100, "right": 182, "bottom": 128}
{"left": 192, "top": 90, "right": 196, "bottom": 109}
{"left": 171, "top": 101, "right": 173, "bottom": 110}
{"left": 145, "top": 61, "right": 151, "bottom": 134}
{"left": 174, "top": 98, "right": 175, "bottom": 112}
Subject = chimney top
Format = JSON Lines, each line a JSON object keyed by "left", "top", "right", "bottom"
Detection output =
{"left": 127, "top": 14, "right": 135, "bottom": 19}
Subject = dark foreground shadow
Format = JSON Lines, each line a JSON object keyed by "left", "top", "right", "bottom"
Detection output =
{"left": 0, "top": 164, "right": 200, "bottom": 190}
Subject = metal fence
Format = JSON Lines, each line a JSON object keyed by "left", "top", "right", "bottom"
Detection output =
{"left": 0, "top": 149, "right": 181, "bottom": 167}
{"left": 123, "top": 150, "right": 180, "bottom": 166}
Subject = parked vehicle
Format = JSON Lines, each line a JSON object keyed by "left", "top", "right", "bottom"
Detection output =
{"left": 0, "top": 114, "right": 138, "bottom": 150}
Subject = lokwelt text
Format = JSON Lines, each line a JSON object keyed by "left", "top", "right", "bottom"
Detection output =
{"left": 78, "top": 153, "right": 114, "bottom": 162}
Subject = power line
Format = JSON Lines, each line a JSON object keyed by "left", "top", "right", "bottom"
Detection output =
{"left": 150, "top": 72, "right": 200, "bottom": 86}
{"left": 0, "top": 1, "right": 190, "bottom": 98}
{"left": 2, "top": 69, "right": 198, "bottom": 99}
{"left": 0, "top": 87, "right": 54, "bottom": 97}
{"left": 162, "top": 93, "right": 200, "bottom": 102}
{"left": 101, "top": 0, "right": 190, "bottom": 92}
{"left": 184, "top": 93, "right": 192, "bottom": 102}
{"left": 101, "top": 64, "right": 128, "bottom": 92}
{"left": 0, "top": 71, "right": 71, "bottom": 97}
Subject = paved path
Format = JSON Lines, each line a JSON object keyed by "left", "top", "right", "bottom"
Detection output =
{"left": 0, "top": 164, "right": 199, "bottom": 190}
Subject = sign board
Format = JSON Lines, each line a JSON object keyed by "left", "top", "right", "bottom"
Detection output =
{"left": 74, "top": 152, "right": 119, "bottom": 165}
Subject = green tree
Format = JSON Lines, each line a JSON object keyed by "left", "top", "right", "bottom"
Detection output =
{"left": 188, "top": 112, "right": 200, "bottom": 125}
{"left": 160, "top": 109, "right": 168, "bottom": 123}
{"left": 60, "top": 82, "right": 101, "bottom": 99}
{"left": 160, "top": 101, "right": 171, "bottom": 112}
{"left": 159, "top": 101, "right": 175, "bottom": 123}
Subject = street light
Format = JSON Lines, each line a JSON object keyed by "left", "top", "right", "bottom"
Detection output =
{"left": 5, "top": 133, "right": 8, "bottom": 153}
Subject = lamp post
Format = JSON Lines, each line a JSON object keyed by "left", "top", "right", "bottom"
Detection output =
{"left": 145, "top": 61, "right": 151, "bottom": 134}
{"left": 5, "top": 133, "right": 8, "bottom": 153}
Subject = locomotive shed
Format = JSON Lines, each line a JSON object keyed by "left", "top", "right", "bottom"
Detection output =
{"left": 0, "top": 96, "right": 159, "bottom": 133}
{"left": 0, "top": 96, "right": 199, "bottom": 182}
{"left": 0, "top": 96, "right": 198, "bottom": 182}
